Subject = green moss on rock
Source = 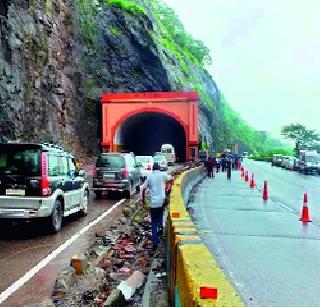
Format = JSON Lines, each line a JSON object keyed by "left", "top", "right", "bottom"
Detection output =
{"left": 107, "top": 24, "right": 122, "bottom": 36}
{"left": 104, "top": 0, "right": 147, "bottom": 15}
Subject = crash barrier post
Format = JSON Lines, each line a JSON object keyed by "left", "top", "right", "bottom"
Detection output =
{"left": 167, "top": 167, "right": 244, "bottom": 306}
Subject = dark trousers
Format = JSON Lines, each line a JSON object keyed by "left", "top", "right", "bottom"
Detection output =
{"left": 221, "top": 162, "right": 226, "bottom": 172}
{"left": 150, "top": 207, "right": 163, "bottom": 248}
{"left": 227, "top": 165, "right": 232, "bottom": 179}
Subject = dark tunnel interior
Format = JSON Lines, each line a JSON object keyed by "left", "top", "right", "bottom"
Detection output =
{"left": 119, "top": 112, "right": 186, "bottom": 162}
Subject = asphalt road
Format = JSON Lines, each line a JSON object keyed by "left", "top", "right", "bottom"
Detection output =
{"left": 190, "top": 161, "right": 320, "bottom": 307}
{"left": 243, "top": 159, "right": 320, "bottom": 223}
{"left": 0, "top": 192, "right": 134, "bottom": 307}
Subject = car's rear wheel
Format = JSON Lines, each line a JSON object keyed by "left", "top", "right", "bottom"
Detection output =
{"left": 124, "top": 182, "right": 133, "bottom": 199}
{"left": 135, "top": 183, "right": 140, "bottom": 193}
{"left": 79, "top": 191, "right": 89, "bottom": 216}
{"left": 49, "top": 199, "right": 63, "bottom": 233}
{"left": 95, "top": 191, "right": 102, "bottom": 199}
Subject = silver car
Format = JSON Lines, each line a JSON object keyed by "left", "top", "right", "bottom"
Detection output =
{"left": 93, "top": 153, "right": 141, "bottom": 199}
{"left": 153, "top": 155, "right": 168, "bottom": 171}
{"left": 0, "top": 143, "right": 89, "bottom": 233}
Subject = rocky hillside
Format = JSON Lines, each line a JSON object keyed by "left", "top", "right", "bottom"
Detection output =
{"left": 0, "top": 0, "right": 282, "bottom": 157}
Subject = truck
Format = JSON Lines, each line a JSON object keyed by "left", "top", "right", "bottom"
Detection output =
{"left": 160, "top": 144, "right": 176, "bottom": 166}
{"left": 298, "top": 150, "right": 320, "bottom": 175}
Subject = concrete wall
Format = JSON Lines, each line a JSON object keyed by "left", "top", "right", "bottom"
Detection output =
{"left": 168, "top": 167, "right": 244, "bottom": 306}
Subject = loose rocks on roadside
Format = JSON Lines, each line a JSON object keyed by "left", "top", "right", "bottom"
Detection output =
{"left": 51, "top": 199, "right": 155, "bottom": 306}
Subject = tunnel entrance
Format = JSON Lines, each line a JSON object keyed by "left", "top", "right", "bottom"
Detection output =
{"left": 115, "top": 112, "right": 186, "bottom": 162}
{"left": 101, "top": 92, "right": 199, "bottom": 161}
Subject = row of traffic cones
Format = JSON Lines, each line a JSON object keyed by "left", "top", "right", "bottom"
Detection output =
{"left": 241, "top": 166, "right": 311, "bottom": 223}
{"left": 240, "top": 167, "right": 257, "bottom": 190}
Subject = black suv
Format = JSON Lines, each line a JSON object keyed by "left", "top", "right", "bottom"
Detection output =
{"left": 0, "top": 143, "right": 89, "bottom": 233}
{"left": 93, "top": 152, "right": 141, "bottom": 199}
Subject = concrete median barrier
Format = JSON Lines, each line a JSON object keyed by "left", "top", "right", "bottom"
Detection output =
{"left": 168, "top": 167, "right": 244, "bottom": 306}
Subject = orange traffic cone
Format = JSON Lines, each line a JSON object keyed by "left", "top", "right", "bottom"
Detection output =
{"left": 262, "top": 180, "right": 268, "bottom": 201}
{"left": 300, "top": 193, "right": 312, "bottom": 223}
{"left": 240, "top": 167, "right": 244, "bottom": 177}
{"left": 249, "top": 173, "right": 255, "bottom": 188}
{"left": 245, "top": 171, "right": 249, "bottom": 182}
{"left": 303, "top": 193, "right": 308, "bottom": 204}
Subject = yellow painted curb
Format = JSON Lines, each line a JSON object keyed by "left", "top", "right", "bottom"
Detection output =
{"left": 177, "top": 245, "right": 244, "bottom": 306}
{"left": 168, "top": 167, "right": 244, "bottom": 306}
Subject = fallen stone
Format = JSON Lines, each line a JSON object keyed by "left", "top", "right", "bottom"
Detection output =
{"left": 112, "top": 258, "right": 125, "bottom": 266}
{"left": 104, "top": 289, "right": 126, "bottom": 307}
{"left": 97, "top": 257, "right": 112, "bottom": 269}
{"left": 117, "top": 271, "right": 145, "bottom": 300}
{"left": 123, "top": 208, "right": 131, "bottom": 217}
{"left": 119, "top": 266, "right": 131, "bottom": 274}
{"left": 82, "top": 290, "right": 97, "bottom": 304}
{"left": 138, "top": 257, "right": 149, "bottom": 267}
{"left": 119, "top": 253, "right": 134, "bottom": 259}
{"left": 109, "top": 272, "right": 121, "bottom": 282}
{"left": 124, "top": 245, "right": 135, "bottom": 253}
{"left": 120, "top": 216, "right": 127, "bottom": 224}
{"left": 52, "top": 266, "right": 76, "bottom": 299}
{"left": 96, "top": 236, "right": 112, "bottom": 246}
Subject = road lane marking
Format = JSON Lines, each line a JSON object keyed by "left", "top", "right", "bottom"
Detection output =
{"left": 0, "top": 199, "right": 126, "bottom": 305}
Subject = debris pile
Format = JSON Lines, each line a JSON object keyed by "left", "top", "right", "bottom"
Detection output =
{"left": 52, "top": 200, "right": 157, "bottom": 306}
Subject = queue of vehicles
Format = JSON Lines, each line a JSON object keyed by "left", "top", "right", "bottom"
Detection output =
{"left": 271, "top": 150, "right": 320, "bottom": 175}
{"left": 0, "top": 142, "right": 176, "bottom": 233}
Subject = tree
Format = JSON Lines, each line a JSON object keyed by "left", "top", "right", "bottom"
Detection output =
{"left": 281, "top": 124, "right": 320, "bottom": 156}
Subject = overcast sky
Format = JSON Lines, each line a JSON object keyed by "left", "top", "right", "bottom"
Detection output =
{"left": 163, "top": 0, "right": 320, "bottom": 138}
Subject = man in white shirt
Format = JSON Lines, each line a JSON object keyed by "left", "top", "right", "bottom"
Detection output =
{"left": 142, "top": 162, "right": 171, "bottom": 250}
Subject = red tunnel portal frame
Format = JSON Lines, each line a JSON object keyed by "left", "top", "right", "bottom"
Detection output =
{"left": 100, "top": 92, "right": 199, "bottom": 161}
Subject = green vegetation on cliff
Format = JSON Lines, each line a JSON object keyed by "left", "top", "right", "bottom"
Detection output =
{"left": 105, "top": 0, "right": 147, "bottom": 15}
{"left": 76, "top": 0, "right": 99, "bottom": 45}
{"left": 75, "top": 0, "right": 286, "bottom": 155}
{"left": 151, "top": 2, "right": 211, "bottom": 67}
{"left": 147, "top": 0, "right": 285, "bottom": 154}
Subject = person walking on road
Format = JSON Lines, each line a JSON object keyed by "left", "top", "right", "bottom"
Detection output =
{"left": 142, "top": 162, "right": 171, "bottom": 250}
{"left": 226, "top": 157, "right": 232, "bottom": 179}
{"left": 221, "top": 154, "right": 226, "bottom": 172}
{"left": 216, "top": 156, "right": 221, "bottom": 173}
{"left": 211, "top": 156, "right": 217, "bottom": 178}
{"left": 205, "top": 157, "right": 213, "bottom": 178}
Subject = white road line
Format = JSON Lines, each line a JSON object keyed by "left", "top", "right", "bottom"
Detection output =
{"left": 0, "top": 199, "right": 126, "bottom": 305}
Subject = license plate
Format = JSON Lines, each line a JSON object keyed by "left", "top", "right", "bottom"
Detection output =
{"left": 6, "top": 189, "right": 25, "bottom": 196}
{"left": 103, "top": 174, "right": 115, "bottom": 179}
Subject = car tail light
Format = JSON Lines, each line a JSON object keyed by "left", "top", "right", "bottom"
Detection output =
{"left": 40, "top": 153, "right": 52, "bottom": 196}
{"left": 121, "top": 167, "right": 129, "bottom": 178}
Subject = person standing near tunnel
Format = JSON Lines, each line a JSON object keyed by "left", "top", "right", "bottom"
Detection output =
{"left": 226, "top": 156, "right": 232, "bottom": 179}
{"left": 142, "top": 162, "right": 172, "bottom": 250}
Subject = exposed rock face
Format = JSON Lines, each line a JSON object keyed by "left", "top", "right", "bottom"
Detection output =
{"left": 0, "top": 0, "right": 88, "bottom": 156}
{"left": 0, "top": 0, "right": 220, "bottom": 156}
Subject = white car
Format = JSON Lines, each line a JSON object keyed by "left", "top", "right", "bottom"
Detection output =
{"left": 153, "top": 155, "right": 168, "bottom": 171}
{"left": 161, "top": 144, "right": 176, "bottom": 165}
{"left": 136, "top": 156, "right": 154, "bottom": 179}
